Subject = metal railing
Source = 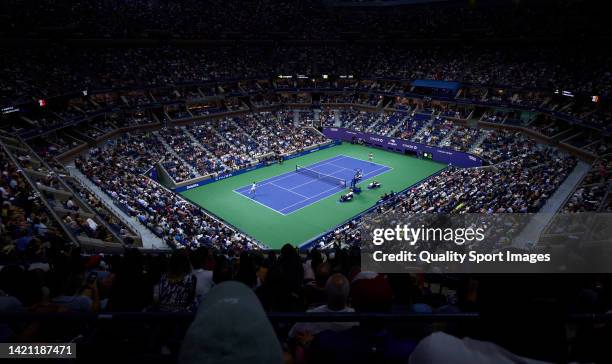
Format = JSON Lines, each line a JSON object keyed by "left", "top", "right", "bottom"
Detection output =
{"left": 0, "top": 312, "right": 609, "bottom": 324}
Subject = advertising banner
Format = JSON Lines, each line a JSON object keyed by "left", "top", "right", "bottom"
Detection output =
{"left": 322, "top": 128, "right": 483, "bottom": 168}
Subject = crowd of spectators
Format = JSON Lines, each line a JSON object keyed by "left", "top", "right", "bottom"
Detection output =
{"left": 2, "top": 46, "right": 610, "bottom": 113}
{"left": 0, "top": 148, "right": 73, "bottom": 262}
{"left": 156, "top": 127, "right": 205, "bottom": 181}
{"left": 319, "top": 108, "right": 337, "bottom": 128}
{"left": 1, "top": 0, "right": 608, "bottom": 43}
{"left": 474, "top": 130, "right": 534, "bottom": 164}
{"left": 563, "top": 156, "right": 611, "bottom": 212}
{"left": 412, "top": 117, "right": 454, "bottom": 146}
{"left": 320, "top": 108, "right": 359, "bottom": 128}
{"left": 75, "top": 118, "right": 116, "bottom": 139}
{"left": 441, "top": 123, "right": 484, "bottom": 152}
{"left": 251, "top": 93, "right": 282, "bottom": 108}
{"left": 64, "top": 178, "right": 135, "bottom": 240}
{"left": 2, "top": 43, "right": 610, "bottom": 148}
{"left": 392, "top": 113, "right": 431, "bottom": 141}
{"left": 68, "top": 114, "right": 329, "bottom": 247}
{"left": 109, "top": 112, "right": 157, "bottom": 128}
{"left": 247, "top": 111, "right": 328, "bottom": 155}
{"left": 347, "top": 111, "right": 381, "bottom": 132}
{"left": 216, "top": 117, "right": 267, "bottom": 162}
{"left": 186, "top": 118, "right": 260, "bottom": 171}
{"left": 315, "top": 146, "right": 577, "bottom": 254}
{"left": 165, "top": 106, "right": 192, "bottom": 121}
{"left": 1, "top": 240, "right": 608, "bottom": 362}
{"left": 531, "top": 119, "right": 570, "bottom": 137}
{"left": 320, "top": 93, "right": 357, "bottom": 104}
{"left": 1, "top": 1, "right": 611, "bottom": 361}
{"left": 75, "top": 135, "right": 256, "bottom": 251}
{"left": 28, "top": 134, "right": 85, "bottom": 159}
{"left": 28, "top": 171, "right": 122, "bottom": 245}
{"left": 394, "top": 149, "right": 576, "bottom": 214}
{"left": 59, "top": 102, "right": 579, "bottom": 256}
{"left": 369, "top": 111, "right": 407, "bottom": 136}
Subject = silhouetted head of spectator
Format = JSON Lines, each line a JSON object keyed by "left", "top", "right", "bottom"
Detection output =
{"left": 280, "top": 243, "right": 296, "bottom": 259}
{"left": 20, "top": 270, "right": 44, "bottom": 307}
{"left": 267, "top": 251, "right": 277, "bottom": 265}
{"left": 49, "top": 269, "right": 85, "bottom": 298}
{"left": 315, "top": 262, "right": 331, "bottom": 287}
{"left": 0, "top": 265, "right": 26, "bottom": 299}
{"left": 190, "top": 246, "right": 209, "bottom": 270}
{"left": 237, "top": 251, "right": 257, "bottom": 288}
{"left": 167, "top": 250, "right": 192, "bottom": 280}
{"left": 326, "top": 273, "right": 350, "bottom": 311}
{"left": 121, "top": 248, "right": 144, "bottom": 275}
{"left": 278, "top": 243, "right": 304, "bottom": 290}
{"left": 309, "top": 248, "right": 323, "bottom": 271}
{"left": 213, "top": 255, "right": 233, "bottom": 284}
{"left": 387, "top": 273, "right": 419, "bottom": 307}
{"left": 351, "top": 272, "right": 393, "bottom": 313}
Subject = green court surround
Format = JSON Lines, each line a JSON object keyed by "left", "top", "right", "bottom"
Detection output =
{"left": 181, "top": 143, "right": 446, "bottom": 249}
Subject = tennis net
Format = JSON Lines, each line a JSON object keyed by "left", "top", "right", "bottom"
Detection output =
{"left": 296, "top": 165, "right": 346, "bottom": 187}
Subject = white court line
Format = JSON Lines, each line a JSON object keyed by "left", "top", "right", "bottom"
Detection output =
{"left": 358, "top": 165, "right": 392, "bottom": 180}
{"left": 262, "top": 154, "right": 346, "bottom": 185}
{"left": 285, "top": 155, "right": 382, "bottom": 192}
{"left": 235, "top": 155, "right": 347, "bottom": 192}
{"left": 235, "top": 153, "right": 393, "bottom": 215}
{"left": 234, "top": 180, "right": 316, "bottom": 215}
{"left": 269, "top": 182, "right": 310, "bottom": 199}
{"left": 279, "top": 184, "right": 344, "bottom": 213}
{"left": 286, "top": 168, "right": 347, "bottom": 191}
{"left": 232, "top": 189, "right": 288, "bottom": 216}
{"left": 336, "top": 154, "right": 392, "bottom": 169}
{"left": 307, "top": 158, "right": 392, "bottom": 188}
{"left": 282, "top": 164, "right": 393, "bottom": 215}
{"left": 325, "top": 162, "right": 359, "bottom": 174}
{"left": 287, "top": 177, "right": 332, "bottom": 191}
{"left": 242, "top": 161, "right": 351, "bottom": 214}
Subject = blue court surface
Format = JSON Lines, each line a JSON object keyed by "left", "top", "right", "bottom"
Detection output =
{"left": 234, "top": 155, "right": 392, "bottom": 215}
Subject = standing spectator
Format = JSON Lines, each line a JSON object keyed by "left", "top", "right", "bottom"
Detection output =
{"left": 304, "top": 262, "right": 331, "bottom": 307}
{"left": 236, "top": 251, "right": 257, "bottom": 289}
{"left": 257, "top": 244, "right": 304, "bottom": 311}
{"left": 107, "top": 249, "right": 152, "bottom": 312}
{"left": 153, "top": 251, "right": 196, "bottom": 312}
{"left": 190, "top": 247, "right": 214, "bottom": 304}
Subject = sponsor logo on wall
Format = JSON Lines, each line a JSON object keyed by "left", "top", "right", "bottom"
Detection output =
{"left": 322, "top": 127, "right": 482, "bottom": 168}
{"left": 215, "top": 173, "right": 232, "bottom": 181}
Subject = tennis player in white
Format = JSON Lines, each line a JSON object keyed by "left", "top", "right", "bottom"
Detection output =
{"left": 368, "top": 152, "right": 374, "bottom": 163}
{"left": 250, "top": 182, "right": 257, "bottom": 196}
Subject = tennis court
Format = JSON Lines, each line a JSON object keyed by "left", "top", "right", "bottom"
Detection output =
{"left": 181, "top": 143, "right": 447, "bottom": 248}
{"left": 234, "top": 155, "right": 392, "bottom": 214}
